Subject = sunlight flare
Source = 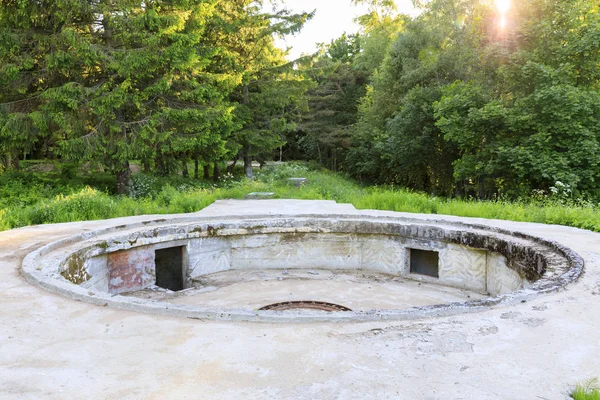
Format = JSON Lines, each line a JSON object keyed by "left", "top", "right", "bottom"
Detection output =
{"left": 496, "top": 0, "right": 510, "bottom": 14}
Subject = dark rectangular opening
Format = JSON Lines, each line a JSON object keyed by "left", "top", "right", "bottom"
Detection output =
{"left": 410, "top": 249, "right": 439, "bottom": 278}
{"left": 155, "top": 246, "right": 184, "bottom": 291}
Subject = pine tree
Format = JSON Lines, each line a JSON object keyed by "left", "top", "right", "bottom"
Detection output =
{"left": 211, "top": 0, "right": 313, "bottom": 177}
{"left": 0, "top": 0, "right": 236, "bottom": 193}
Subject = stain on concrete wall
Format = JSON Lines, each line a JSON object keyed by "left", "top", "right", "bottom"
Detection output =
{"left": 107, "top": 247, "right": 155, "bottom": 294}
{"left": 230, "top": 233, "right": 362, "bottom": 271}
{"left": 81, "top": 255, "right": 109, "bottom": 292}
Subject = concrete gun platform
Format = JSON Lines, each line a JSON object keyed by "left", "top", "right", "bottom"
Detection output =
{"left": 1, "top": 200, "right": 599, "bottom": 399}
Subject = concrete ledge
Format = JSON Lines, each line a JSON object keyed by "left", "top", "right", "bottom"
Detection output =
{"left": 20, "top": 201, "right": 584, "bottom": 323}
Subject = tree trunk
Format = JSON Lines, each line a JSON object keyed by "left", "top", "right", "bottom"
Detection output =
{"left": 227, "top": 152, "right": 240, "bottom": 174}
{"left": 116, "top": 161, "right": 131, "bottom": 196}
{"left": 142, "top": 158, "right": 150, "bottom": 174}
{"left": 213, "top": 164, "right": 220, "bottom": 182}
{"left": 203, "top": 165, "right": 210, "bottom": 179}
{"left": 155, "top": 154, "right": 169, "bottom": 176}
{"left": 155, "top": 155, "right": 162, "bottom": 175}
{"left": 243, "top": 144, "right": 253, "bottom": 179}
{"left": 194, "top": 159, "right": 199, "bottom": 179}
{"left": 182, "top": 161, "right": 189, "bottom": 178}
{"left": 241, "top": 84, "right": 253, "bottom": 179}
{"left": 317, "top": 144, "right": 322, "bottom": 164}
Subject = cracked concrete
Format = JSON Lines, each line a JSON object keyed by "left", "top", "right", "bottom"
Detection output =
{"left": 1, "top": 200, "right": 599, "bottom": 399}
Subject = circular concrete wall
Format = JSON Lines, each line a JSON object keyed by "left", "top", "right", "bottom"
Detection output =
{"left": 21, "top": 213, "right": 583, "bottom": 322}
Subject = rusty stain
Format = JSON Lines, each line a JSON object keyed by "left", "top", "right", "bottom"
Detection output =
{"left": 259, "top": 301, "right": 352, "bottom": 312}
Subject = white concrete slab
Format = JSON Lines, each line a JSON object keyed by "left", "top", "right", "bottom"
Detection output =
{"left": 1, "top": 200, "right": 597, "bottom": 399}
{"left": 199, "top": 199, "right": 359, "bottom": 216}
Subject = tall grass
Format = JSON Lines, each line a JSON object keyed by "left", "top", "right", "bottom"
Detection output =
{"left": 572, "top": 379, "right": 600, "bottom": 400}
{"left": 0, "top": 182, "right": 268, "bottom": 230}
{"left": 1, "top": 162, "right": 600, "bottom": 232}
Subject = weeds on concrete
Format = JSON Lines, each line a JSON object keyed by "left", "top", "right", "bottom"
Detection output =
{"left": 572, "top": 378, "right": 600, "bottom": 400}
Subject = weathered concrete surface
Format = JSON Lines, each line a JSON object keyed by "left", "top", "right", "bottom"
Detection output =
{"left": 1, "top": 200, "right": 599, "bottom": 399}
{"left": 107, "top": 247, "right": 156, "bottom": 294}
{"left": 153, "top": 269, "right": 487, "bottom": 310}
{"left": 22, "top": 202, "right": 574, "bottom": 321}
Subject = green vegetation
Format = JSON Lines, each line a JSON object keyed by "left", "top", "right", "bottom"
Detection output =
{"left": 572, "top": 379, "right": 600, "bottom": 400}
{"left": 1, "top": 1, "right": 599, "bottom": 232}
{"left": 0, "top": 0, "right": 312, "bottom": 193}
{"left": 298, "top": 0, "right": 600, "bottom": 201}
{"left": 2, "top": 163, "right": 600, "bottom": 232}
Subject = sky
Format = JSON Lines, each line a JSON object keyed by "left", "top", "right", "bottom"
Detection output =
{"left": 263, "top": 0, "right": 420, "bottom": 60}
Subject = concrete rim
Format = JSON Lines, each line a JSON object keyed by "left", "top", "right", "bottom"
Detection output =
{"left": 20, "top": 211, "right": 584, "bottom": 323}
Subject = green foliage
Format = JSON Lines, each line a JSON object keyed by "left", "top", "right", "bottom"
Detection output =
{"left": 211, "top": 0, "right": 314, "bottom": 177}
{"left": 435, "top": 73, "right": 600, "bottom": 198}
{"left": 385, "top": 85, "right": 457, "bottom": 195}
{"left": 296, "top": 1, "right": 405, "bottom": 173}
{"left": 352, "top": 0, "right": 406, "bottom": 76}
{"left": 297, "top": 34, "right": 367, "bottom": 171}
{"left": 0, "top": 169, "right": 114, "bottom": 209}
{"left": 2, "top": 163, "right": 600, "bottom": 234}
{"left": 1, "top": 0, "right": 600, "bottom": 206}
{"left": 338, "top": 0, "right": 600, "bottom": 200}
{"left": 0, "top": 0, "right": 312, "bottom": 186}
{"left": 348, "top": 0, "right": 490, "bottom": 187}
{"left": 572, "top": 378, "right": 600, "bottom": 400}
{"left": 57, "top": 162, "right": 79, "bottom": 180}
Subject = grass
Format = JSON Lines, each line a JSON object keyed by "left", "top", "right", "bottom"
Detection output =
{"left": 1, "top": 162, "right": 600, "bottom": 232}
{"left": 572, "top": 379, "right": 600, "bottom": 400}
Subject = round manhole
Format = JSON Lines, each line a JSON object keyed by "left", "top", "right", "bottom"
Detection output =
{"left": 259, "top": 301, "right": 352, "bottom": 312}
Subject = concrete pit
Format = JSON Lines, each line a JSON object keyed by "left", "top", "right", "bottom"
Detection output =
{"left": 20, "top": 200, "right": 582, "bottom": 323}
{"left": 3, "top": 200, "right": 598, "bottom": 399}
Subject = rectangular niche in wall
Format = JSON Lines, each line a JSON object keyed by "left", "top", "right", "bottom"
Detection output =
{"left": 155, "top": 246, "right": 184, "bottom": 291}
{"left": 409, "top": 249, "right": 439, "bottom": 278}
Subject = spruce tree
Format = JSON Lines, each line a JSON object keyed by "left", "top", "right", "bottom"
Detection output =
{"left": 0, "top": 0, "right": 235, "bottom": 193}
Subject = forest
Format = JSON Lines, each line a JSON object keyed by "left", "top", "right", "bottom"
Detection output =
{"left": 298, "top": 0, "right": 600, "bottom": 200}
{"left": 0, "top": 0, "right": 599, "bottom": 202}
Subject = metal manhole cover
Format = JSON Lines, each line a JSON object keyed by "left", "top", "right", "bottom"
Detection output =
{"left": 259, "top": 301, "right": 352, "bottom": 312}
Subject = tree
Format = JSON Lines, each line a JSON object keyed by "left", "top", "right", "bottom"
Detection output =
{"left": 347, "top": 0, "right": 483, "bottom": 189}
{"left": 344, "top": 0, "right": 600, "bottom": 199}
{"left": 352, "top": 0, "right": 407, "bottom": 76}
{"left": 296, "top": 0, "right": 405, "bottom": 173}
{"left": 0, "top": 0, "right": 237, "bottom": 193}
{"left": 435, "top": 0, "right": 600, "bottom": 198}
{"left": 0, "top": 0, "right": 312, "bottom": 188}
{"left": 209, "top": 0, "right": 313, "bottom": 178}
{"left": 298, "top": 34, "right": 367, "bottom": 171}
{"left": 0, "top": 0, "right": 98, "bottom": 170}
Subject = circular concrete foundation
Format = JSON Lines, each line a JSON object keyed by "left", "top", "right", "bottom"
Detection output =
{"left": 21, "top": 203, "right": 583, "bottom": 323}
{"left": 5, "top": 200, "right": 600, "bottom": 398}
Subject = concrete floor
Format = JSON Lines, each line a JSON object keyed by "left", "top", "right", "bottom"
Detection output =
{"left": 1, "top": 201, "right": 599, "bottom": 399}
{"left": 140, "top": 269, "right": 486, "bottom": 310}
